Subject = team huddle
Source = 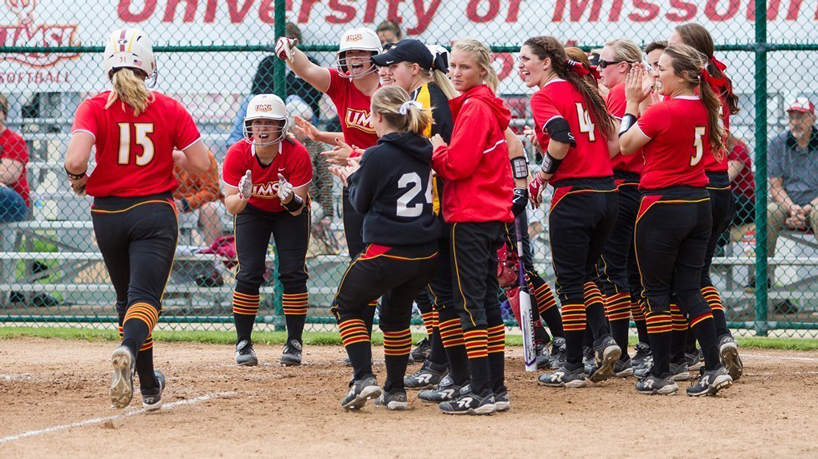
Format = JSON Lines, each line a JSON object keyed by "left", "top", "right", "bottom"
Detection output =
{"left": 63, "top": 22, "right": 744, "bottom": 416}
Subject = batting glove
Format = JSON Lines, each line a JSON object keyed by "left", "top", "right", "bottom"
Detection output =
{"left": 275, "top": 37, "right": 298, "bottom": 63}
{"left": 277, "top": 173, "right": 293, "bottom": 202}
{"left": 238, "top": 169, "right": 252, "bottom": 202}
{"left": 512, "top": 187, "right": 528, "bottom": 216}
{"left": 528, "top": 175, "right": 546, "bottom": 209}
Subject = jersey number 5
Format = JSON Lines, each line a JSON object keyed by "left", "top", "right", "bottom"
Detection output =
{"left": 575, "top": 103, "right": 595, "bottom": 142}
{"left": 397, "top": 171, "right": 433, "bottom": 217}
{"left": 691, "top": 126, "right": 705, "bottom": 166}
{"left": 118, "top": 122, "right": 155, "bottom": 166}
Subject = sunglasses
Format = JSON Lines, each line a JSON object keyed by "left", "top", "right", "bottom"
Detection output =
{"left": 598, "top": 59, "right": 629, "bottom": 69}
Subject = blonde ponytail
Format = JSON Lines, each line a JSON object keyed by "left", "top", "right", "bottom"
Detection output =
{"left": 371, "top": 85, "right": 432, "bottom": 136}
{"left": 105, "top": 68, "right": 154, "bottom": 116}
{"left": 430, "top": 69, "right": 458, "bottom": 99}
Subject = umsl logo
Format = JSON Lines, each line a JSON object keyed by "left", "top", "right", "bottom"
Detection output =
{"left": 345, "top": 33, "right": 362, "bottom": 42}
{"left": 344, "top": 108, "right": 375, "bottom": 134}
{"left": 254, "top": 104, "right": 273, "bottom": 112}
{"left": 252, "top": 181, "right": 281, "bottom": 199}
{"left": 1, "top": 0, "right": 80, "bottom": 69}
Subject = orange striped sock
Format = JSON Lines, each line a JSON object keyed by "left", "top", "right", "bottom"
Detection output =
{"left": 690, "top": 311, "right": 713, "bottom": 328}
{"left": 670, "top": 303, "right": 688, "bottom": 332}
{"left": 562, "top": 304, "right": 586, "bottom": 332}
{"left": 124, "top": 302, "right": 159, "bottom": 331}
{"left": 232, "top": 290, "right": 260, "bottom": 316}
{"left": 535, "top": 282, "right": 558, "bottom": 315}
{"left": 339, "top": 319, "right": 370, "bottom": 347}
{"left": 487, "top": 324, "right": 505, "bottom": 354}
{"left": 463, "top": 329, "right": 488, "bottom": 359}
{"left": 605, "top": 292, "right": 631, "bottom": 322}
{"left": 701, "top": 286, "right": 723, "bottom": 312}
{"left": 646, "top": 310, "right": 672, "bottom": 334}
{"left": 439, "top": 318, "right": 465, "bottom": 348}
{"left": 282, "top": 292, "right": 308, "bottom": 316}
{"left": 383, "top": 328, "right": 413, "bottom": 357}
{"left": 421, "top": 311, "right": 436, "bottom": 339}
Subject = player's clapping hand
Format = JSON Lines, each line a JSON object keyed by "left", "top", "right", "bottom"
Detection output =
{"left": 238, "top": 169, "right": 252, "bottom": 202}
{"left": 275, "top": 37, "right": 298, "bottom": 63}
{"left": 322, "top": 138, "right": 361, "bottom": 166}
{"left": 277, "top": 173, "right": 294, "bottom": 203}
{"left": 291, "top": 115, "right": 320, "bottom": 141}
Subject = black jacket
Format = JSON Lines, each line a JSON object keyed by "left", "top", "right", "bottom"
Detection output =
{"left": 348, "top": 131, "right": 442, "bottom": 246}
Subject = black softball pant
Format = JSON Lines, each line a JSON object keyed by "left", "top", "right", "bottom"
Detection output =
{"left": 233, "top": 204, "right": 310, "bottom": 344}
{"left": 701, "top": 172, "right": 735, "bottom": 339}
{"left": 331, "top": 242, "right": 438, "bottom": 390}
{"left": 549, "top": 178, "right": 618, "bottom": 369}
{"left": 342, "top": 187, "right": 365, "bottom": 258}
{"left": 92, "top": 193, "right": 177, "bottom": 392}
{"left": 594, "top": 173, "right": 646, "bottom": 356}
{"left": 634, "top": 187, "right": 721, "bottom": 375}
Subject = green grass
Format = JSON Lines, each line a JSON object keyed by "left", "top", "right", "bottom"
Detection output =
{"left": 1, "top": 327, "right": 816, "bottom": 350}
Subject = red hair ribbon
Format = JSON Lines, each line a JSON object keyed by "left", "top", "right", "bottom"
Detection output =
{"left": 709, "top": 56, "right": 727, "bottom": 72}
{"left": 700, "top": 66, "right": 727, "bottom": 90}
{"left": 566, "top": 59, "right": 590, "bottom": 76}
{"left": 589, "top": 66, "right": 601, "bottom": 83}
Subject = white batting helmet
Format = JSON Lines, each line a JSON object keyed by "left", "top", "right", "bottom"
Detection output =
{"left": 104, "top": 28, "right": 157, "bottom": 84}
{"left": 243, "top": 94, "right": 289, "bottom": 146}
{"left": 336, "top": 28, "right": 382, "bottom": 79}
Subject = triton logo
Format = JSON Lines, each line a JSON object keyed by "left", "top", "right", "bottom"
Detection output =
{"left": 1, "top": 0, "right": 80, "bottom": 68}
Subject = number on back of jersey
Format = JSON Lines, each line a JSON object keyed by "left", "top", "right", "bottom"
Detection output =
{"left": 396, "top": 171, "right": 433, "bottom": 217}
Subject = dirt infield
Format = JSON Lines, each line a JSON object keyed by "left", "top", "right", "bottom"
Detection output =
{"left": 1, "top": 338, "right": 817, "bottom": 458}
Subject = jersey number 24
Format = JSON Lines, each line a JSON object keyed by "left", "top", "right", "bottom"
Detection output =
{"left": 117, "top": 122, "right": 155, "bottom": 166}
{"left": 397, "top": 171, "right": 433, "bottom": 217}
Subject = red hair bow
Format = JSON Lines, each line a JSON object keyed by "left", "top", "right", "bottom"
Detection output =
{"left": 700, "top": 66, "right": 727, "bottom": 90}
{"left": 566, "top": 59, "right": 590, "bottom": 76}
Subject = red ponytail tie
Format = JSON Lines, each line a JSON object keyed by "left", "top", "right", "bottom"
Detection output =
{"left": 709, "top": 56, "right": 727, "bottom": 72}
{"left": 589, "top": 66, "right": 601, "bottom": 83}
{"left": 700, "top": 67, "right": 727, "bottom": 90}
{"left": 566, "top": 59, "right": 590, "bottom": 77}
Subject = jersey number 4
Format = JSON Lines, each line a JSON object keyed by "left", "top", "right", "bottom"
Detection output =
{"left": 397, "top": 171, "right": 433, "bottom": 217}
{"left": 117, "top": 122, "right": 155, "bottom": 166}
{"left": 691, "top": 126, "right": 706, "bottom": 166}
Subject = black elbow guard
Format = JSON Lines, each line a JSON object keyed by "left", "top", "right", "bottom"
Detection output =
{"left": 618, "top": 114, "right": 637, "bottom": 138}
{"left": 282, "top": 194, "right": 304, "bottom": 213}
{"left": 545, "top": 117, "right": 576, "bottom": 147}
{"left": 510, "top": 156, "right": 529, "bottom": 179}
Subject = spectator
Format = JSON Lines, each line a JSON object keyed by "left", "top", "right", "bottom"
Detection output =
{"left": 0, "top": 94, "right": 29, "bottom": 223}
{"left": 767, "top": 96, "right": 818, "bottom": 314}
{"left": 173, "top": 150, "right": 225, "bottom": 247}
{"left": 227, "top": 22, "right": 323, "bottom": 147}
{"left": 376, "top": 20, "right": 402, "bottom": 46}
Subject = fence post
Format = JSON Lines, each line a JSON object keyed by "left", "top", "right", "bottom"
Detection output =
{"left": 754, "top": 0, "right": 770, "bottom": 336}
{"left": 270, "top": 0, "right": 287, "bottom": 331}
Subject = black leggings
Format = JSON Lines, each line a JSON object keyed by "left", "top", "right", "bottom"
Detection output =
{"left": 92, "top": 194, "right": 178, "bottom": 314}
{"left": 549, "top": 178, "right": 618, "bottom": 368}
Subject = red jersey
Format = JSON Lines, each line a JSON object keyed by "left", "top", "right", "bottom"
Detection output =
{"left": 728, "top": 139, "right": 754, "bottom": 199}
{"left": 325, "top": 68, "right": 379, "bottom": 151}
{"left": 606, "top": 83, "right": 644, "bottom": 175}
{"left": 530, "top": 80, "right": 612, "bottom": 184}
{"left": 71, "top": 91, "right": 201, "bottom": 198}
{"left": 636, "top": 96, "right": 709, "bottom": 190}
{"left": 223, "top": 138, "right": 312, "bottom": 213}
{"left": 0, "top": 128, "right": 30, "bottom": 207}
{"left": 701, "top": 91, "right": 731, "bottom": 173}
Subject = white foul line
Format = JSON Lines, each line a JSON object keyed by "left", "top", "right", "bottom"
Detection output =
{"left": 0, "top": 391, "right": 236, "bottom": 445}
{"left": 742, "top": 353, "right": 818, "bottom": 362}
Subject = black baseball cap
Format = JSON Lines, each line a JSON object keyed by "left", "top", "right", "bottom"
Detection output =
{"left": 372, "top": 39, "right": 434, "bottom": 69}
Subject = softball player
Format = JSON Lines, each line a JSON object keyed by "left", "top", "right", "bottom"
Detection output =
{"left": 223, "top": 95, "right": 312, "bottom": 367}
{"left": 594, "top": 38, "right": 651, "bottom": 376}
{"left": 619, "top": 44, "right": 733, "bottom": 396}
{"left": 372, "top": 39, "right": 459, "bottom": 391}
{"left": 430, "top": 39, "right": 514, "bottom": 415}
{"left": 64, "top": 28, "right": 210, "bottom": 411}
{"left": 522, "top": 36, "right": 621, "bottom": 388}
{"left": 330, "top": 86, "right": 440, "bottom": 411}
{"left": 276, "top": 27, "right": 382, "bottom": 337}
{"left": 669, "top": 23, "right": 743, "bottom": 381}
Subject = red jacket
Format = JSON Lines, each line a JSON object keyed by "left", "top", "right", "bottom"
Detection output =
{"left": 432, "top": 85, "right": 514, "bottom": 223}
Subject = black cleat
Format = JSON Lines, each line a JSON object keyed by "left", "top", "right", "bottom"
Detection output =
{"left": 718, "top": 335, "right": 743, "bottom": 381}
{"left": 141, "top": 370, "right": 166, "bottom": 411}
{"left": 538, "top": 366, "right": 587, "bottom": 388}
{"left": 235, "top": 340, "right": 258, "bottom": 366}
{"left": 404, "top": 360, "right": 447, "bottom": 389}
{"left": 588, "top": 336, "right": 622, "bottom": 383}
{"left": 635, "top": 373, "right": 679, "bottom": 395}
{"left": 280, "top": 339, "right": 303, "bottom": 366}
{"left": 686, "top": 366, "right": 733, "bottom": 397}
{"left": 493, "top": 388, "right": 510, "bottom": 412}
{"left": 374, "top": 388, "right": 409, "bottom": 411}
{"left": 410, "top": 337, "right": 431, "bottom": 363}
{"left": 439, "top": 391, "right": 496, "bottom": 415}
{"left": 341, "top": 376, "right": 382, "bottom": 410}
{"left": 535, "top": 341, "right": 551, "bottom": 370}
{"left": 632, "top": 342, "right": 651, "bottom": 368}
{"left": 110, "top": 345, "right": 135, "bottom": 409}
{"left": 418, "top": 376, "right": 465, "bottom": 403}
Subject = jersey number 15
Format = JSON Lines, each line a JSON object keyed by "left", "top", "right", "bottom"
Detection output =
{"left": 117, "top": 122, "right": 155, "bottom": 166}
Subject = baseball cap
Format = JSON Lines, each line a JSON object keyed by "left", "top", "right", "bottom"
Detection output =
{"left": 787, "top": 96, "right": 815, "bottom": 114}
{"left": 371, "top": 39, "right": 434, "bottom": 70}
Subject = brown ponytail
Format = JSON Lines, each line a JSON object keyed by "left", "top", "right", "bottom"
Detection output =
{"left": 524, "top": 36, "right": 615, "bottom": 139}
{"left": 674, "top": 23, "right": 739, "bottom": 115}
